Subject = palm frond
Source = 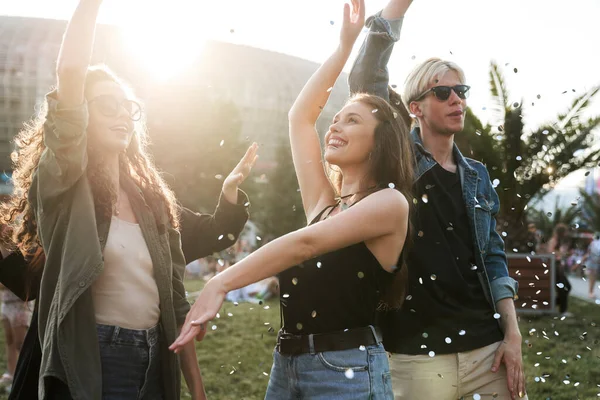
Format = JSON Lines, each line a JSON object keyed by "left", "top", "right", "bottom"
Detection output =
{"left": 579, "top": 189, "right": 600, "bottom": 232}
{"left": 556, "top": 86, "right": 600, "bottom": 131}
{"left": 488, "top": 60, "right": 510, "bottom": 123}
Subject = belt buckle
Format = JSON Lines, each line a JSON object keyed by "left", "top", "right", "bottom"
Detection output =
{"left": 277, "top": 332, "right": 302, "bottom": 355}
{"left": 278, "top": 331, "right": 299, "bottom": 341}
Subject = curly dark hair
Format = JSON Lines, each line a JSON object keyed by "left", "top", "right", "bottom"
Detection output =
{"left": 1, "top": 66, "right": 179, "bottom": 260}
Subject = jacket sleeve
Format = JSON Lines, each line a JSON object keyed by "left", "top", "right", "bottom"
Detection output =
{"left": 348, "top": 11, "right": 404, "bottom": 101}
{"left": 33, "top": 90, "right": 89, "bottom": 205}
{"left": 168, "top": 226, "right": 191, "bottom": 326}
{"left": 0, "top": 252, "right": 38, "bottom": 301}
{"left": 482, "top": 168, "right": 519, "bottom": 303}
{"left": 179, "top": 189, "right": 250, "bottom": 263}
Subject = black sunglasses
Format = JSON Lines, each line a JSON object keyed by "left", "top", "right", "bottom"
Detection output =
{"left": 414, "top": 85, "right": 471, "bottom": 102}
{"left": 88, "top": 95, "right": 143, "bottom": 121}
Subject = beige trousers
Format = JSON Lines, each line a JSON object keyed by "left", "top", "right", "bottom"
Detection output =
{"left": 389, "top": 341, "right": 528, "bottom": 400}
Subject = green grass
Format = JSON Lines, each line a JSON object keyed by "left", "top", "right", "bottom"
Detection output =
{"left": 519, "top": 299, "right": 600, "bottom": 400}
{"left": 0, "top": 280, "right": 598, "bottom": 399}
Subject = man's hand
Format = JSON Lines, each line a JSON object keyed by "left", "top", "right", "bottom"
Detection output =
{"left": 491, "top": 334, "right": 526, "bottom": 399}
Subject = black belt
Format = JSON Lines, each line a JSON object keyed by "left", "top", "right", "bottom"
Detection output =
{"left": 276, "top": 326, "right": 382, "bottom": 356}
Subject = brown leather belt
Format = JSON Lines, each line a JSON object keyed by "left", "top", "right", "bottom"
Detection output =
{"left": 276, "top": 326, "right": 382, "bottom": 355}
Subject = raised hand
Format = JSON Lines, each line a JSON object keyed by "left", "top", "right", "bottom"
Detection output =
{"left": 340, "top": 0, "right": 366, "bottom": 52}
{"left": 222, "top": 143, "right": 259, "bottom": 204}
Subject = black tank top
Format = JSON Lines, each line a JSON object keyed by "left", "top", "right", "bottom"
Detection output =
{"left": 279, "top": 202, "right": 396, "bottom": 335}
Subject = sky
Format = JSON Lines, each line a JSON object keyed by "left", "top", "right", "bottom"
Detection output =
{"left": 1, "top": 0, "right": 599, "bottom": 199}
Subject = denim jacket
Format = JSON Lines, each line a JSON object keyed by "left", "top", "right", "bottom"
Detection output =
{"left": 348, "top": 12, "right": 518, "bottom": 309}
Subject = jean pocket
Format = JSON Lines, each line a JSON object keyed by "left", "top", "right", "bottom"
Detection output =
{"left": 317, "top": 349, "right": 369, "bottom": 372}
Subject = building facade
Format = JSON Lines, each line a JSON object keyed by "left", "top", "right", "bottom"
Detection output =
{"left": 0, "top": 15, "right": 349, "bottom": 177}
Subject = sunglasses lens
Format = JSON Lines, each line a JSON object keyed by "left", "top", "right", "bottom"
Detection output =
{"left": 125, "top": 101, "right": 142, "bottom": 121}
{"left": 432, "top": 87, "right": 452, "bottom": 101}
{"left": 95, "top": 97, "right": 119, "bottom": 116}
{"left": 455, "top": 85, "right": 470, "bottom": 99}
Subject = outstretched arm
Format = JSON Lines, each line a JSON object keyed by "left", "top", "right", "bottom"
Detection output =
{"left": 170, "top": 188, "right": 409, "bottom": 351}
{"left": 288, "top": 0, "right": 365, "bottom": 222}
{"left": 348, "top": 0, "right": 412, "bottom": 101}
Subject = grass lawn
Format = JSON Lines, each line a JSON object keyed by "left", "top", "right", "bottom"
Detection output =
{"left": 0, "top": 279, "right": 598, "bottom": 399}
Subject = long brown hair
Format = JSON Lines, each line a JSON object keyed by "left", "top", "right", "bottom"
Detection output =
{"left": 327, "top": 93, "right": 415, "bottom": 309}
{"left": 1, "top": 65, "right": 179, "bottom": 264}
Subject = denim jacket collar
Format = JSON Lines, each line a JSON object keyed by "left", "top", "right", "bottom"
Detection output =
{"left": 410, "top": 127, "right": 478, "bottom": 185}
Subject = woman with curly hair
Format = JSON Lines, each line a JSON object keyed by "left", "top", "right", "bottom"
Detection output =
{"left": 0, "top": 0, "right": 257, "bottom": 398}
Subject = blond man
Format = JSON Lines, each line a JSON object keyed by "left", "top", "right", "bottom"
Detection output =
{"left": 349, "top": 1, "right": 527, "bottom": 399}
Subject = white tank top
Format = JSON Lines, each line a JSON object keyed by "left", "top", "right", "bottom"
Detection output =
{"left": 92, "top": 217, "right": 160, "bottom": 330}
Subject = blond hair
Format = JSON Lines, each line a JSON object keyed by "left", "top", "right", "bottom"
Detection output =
{"left": 403, "top": 57, "right": 466, "bottom": 108}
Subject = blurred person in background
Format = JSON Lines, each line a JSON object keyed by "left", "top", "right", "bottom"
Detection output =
{"left": 582, "top": 232, "right": 600, "bottom": 299}
{"left": 547, "top": 223, "right": 572, "bottom": 315}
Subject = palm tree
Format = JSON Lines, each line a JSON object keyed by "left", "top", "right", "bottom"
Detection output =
{"left": 454, "top": 61, "right": 600, "bottom": 248}
{"left": 579, "top": 189, "right": 600, "bottom": 233}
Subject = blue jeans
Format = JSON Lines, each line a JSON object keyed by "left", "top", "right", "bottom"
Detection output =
{"left": 265, "top": 343, "right": 393, "bottom": 399}
{"left": 96, "top": 323, "right": 164, "bottom": 400}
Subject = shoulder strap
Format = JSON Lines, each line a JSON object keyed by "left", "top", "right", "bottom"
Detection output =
{"left": 309, "top": 203, "right": 338, "bottom": 225}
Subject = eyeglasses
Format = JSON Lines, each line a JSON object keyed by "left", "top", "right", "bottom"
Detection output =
{"left": 88, "top": 95, "right": 143, "bottom": 121}
{"left": 414, "top": 85, "right": 471, "bottom": 102}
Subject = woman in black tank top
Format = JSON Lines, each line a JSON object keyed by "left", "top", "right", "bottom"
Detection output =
{"left": 171, "top": 1, "right": 414, "bottom": 398}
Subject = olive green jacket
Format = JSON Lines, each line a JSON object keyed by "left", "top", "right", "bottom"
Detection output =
{"left": 30, "top": 91, "right": 248, "bottom": 400}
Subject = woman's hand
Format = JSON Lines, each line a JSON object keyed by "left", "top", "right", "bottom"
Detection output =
{"left": 340, "top": 0, "right": 366, "bottom": 53}
{"left": 169, "top": 276, "right": 227, "bottom": 353}
{"left": 222, "top": 143, "right": 258, "bottom": 204}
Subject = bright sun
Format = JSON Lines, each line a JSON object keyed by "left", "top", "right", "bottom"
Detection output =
{"left": 121, "top": 5, "right": 207, "bottom": 81}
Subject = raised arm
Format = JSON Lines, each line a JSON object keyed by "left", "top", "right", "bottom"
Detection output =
{"left": 57, "top": 0, "right": 103, "bottom": 107}
{"left": 170, "top": 188, "right": 409, "bottom": 350}
{"left": 32, "top": 0, "right": 103, "bottom": 205}
{"left": 179, "top": 194, "right": 249, "bottom": 263}
{"left": 288, "top": 0, "right": 365, "bottom": 222}
{"left": 179, "top": 144, "right": 256, "bottom": 263}
{"left": 348, "top": 0, "right": 412, "bottom": 100}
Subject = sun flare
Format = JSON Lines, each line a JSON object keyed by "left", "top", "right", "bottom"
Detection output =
{"left": 121, "top": 5, "right": 207, "bottom": 81}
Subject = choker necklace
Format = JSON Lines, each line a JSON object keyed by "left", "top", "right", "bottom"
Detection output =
{"left": 334, "top": 185, "right": 378, "bottom": 211}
